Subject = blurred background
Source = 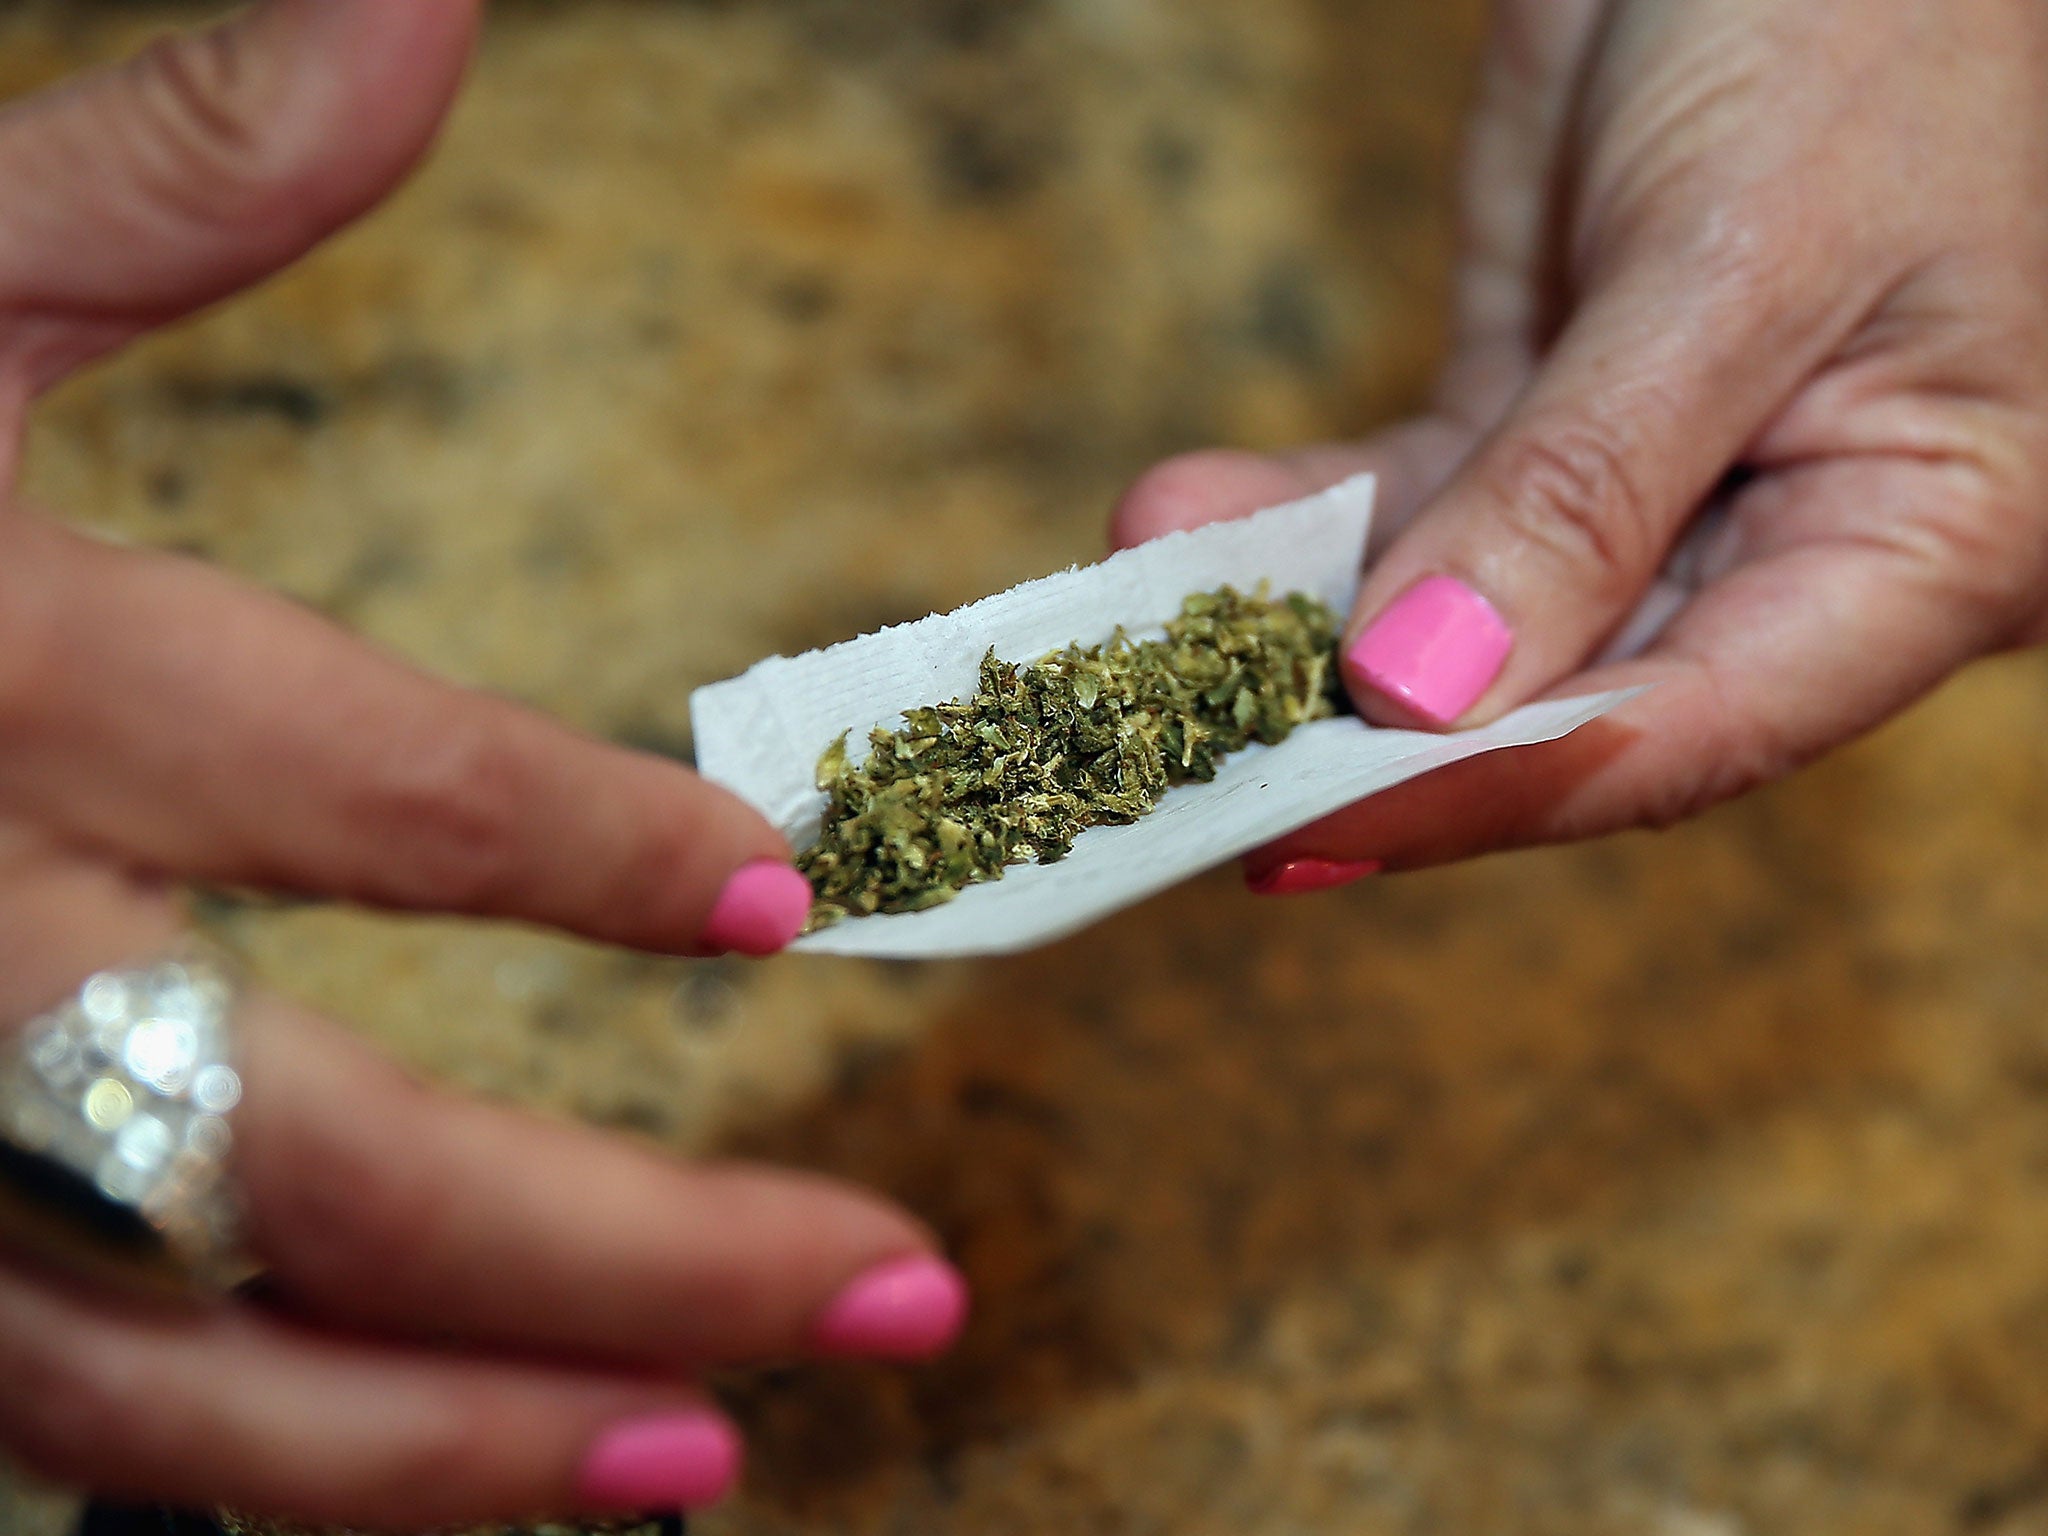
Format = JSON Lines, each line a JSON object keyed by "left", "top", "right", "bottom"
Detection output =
{"left": 6, "top": 2, "right": 2048, "bottom": 1533}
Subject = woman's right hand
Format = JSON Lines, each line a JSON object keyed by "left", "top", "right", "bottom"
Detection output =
{"left": 0, "top": 3, "right": 966, "bottom": 1525}
{"left": 1113, "top": 0, "right": 2048, "bottom": 879}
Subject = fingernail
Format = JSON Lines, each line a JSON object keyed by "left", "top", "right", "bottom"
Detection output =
{"left": 1345, "top": 575, "right": 1513, "bottom": 727}
{"left": 702, "top": 860, "right": 813, "bottom": 956}
{"left": 577, "top": 1411, "right": 741, "bottom": 1511}
{"left": 1244, "top": 857, "right": 1382, "bottom": 896}
{"left": 810, "top": 1253, "right": 971, "bottom": 1360}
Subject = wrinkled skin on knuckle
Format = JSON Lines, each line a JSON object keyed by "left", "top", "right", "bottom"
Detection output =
{"left": 349, "top": 711, "right": 535, "bottom": 915}
{"left": 1646, "top": 682, "right": 1808, "bottom": 835}
{"left": 1683, "top": 191, "right": 1825, "bottom": 335}
{"left": 1595, "top": 161, "right": 1833, "bottom": 345}
{"left": 1485, "top": 417, "right": 1661, "bottom": 597}
{"left": 1918, "top": 484, "right": 2047, "bottom": 637}
{"left": 1633, "top": 748, "right": 1776, "bottom": 834}
{"left": 1551, "top": 662, "right": 1800, "bottom": 842}
{"left": 1854, "top": 461, "right": 2046, "bottom": 647}
{"left": 117, "top": 26, "right": 294, "bottom": 241}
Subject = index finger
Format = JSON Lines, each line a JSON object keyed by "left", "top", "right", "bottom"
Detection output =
{"left": 0, "top": 515, "right": 812, "bottom": 958}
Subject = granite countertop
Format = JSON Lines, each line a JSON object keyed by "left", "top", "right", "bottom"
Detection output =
{"left": 7, "top": 3, "right": 2048, "bottom": 1533}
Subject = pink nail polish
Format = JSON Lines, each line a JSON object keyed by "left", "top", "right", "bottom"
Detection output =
{"left": 577, "top": 1411, "right": 741, "bottom": 1511}
{"left": 702, "top": 860, "right": 812, "bottom": 956}
{"left": 1244, "top": 858, "right": 1382, "bottom": 896}
{"left": 1345, "top": 575, "right": 1513, "bottom": 727}
{"left": 810, "top": 1254, "right": 970, "bottom": 1360}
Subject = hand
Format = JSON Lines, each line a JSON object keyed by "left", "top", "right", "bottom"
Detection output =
{"left": 0, "top": 3, "right": 965, "bottom": 1525}
{"left": 1113, "top": 0, "right": 2048, "bottom": 882}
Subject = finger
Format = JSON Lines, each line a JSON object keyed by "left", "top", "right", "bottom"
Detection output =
{"left": 1333, "top": 217, "right": 1876, "bottom": 731}
{"left": 0, "top": 1263, "right": 743, "bottom": 1526}
{"left": 0, "top": 516, "right": 811, "bottom": 958}
{"left": 236, "top": 995, "right": 969, "bottom": 1369}
{"left": 1244, "top": 454, "right": 2032, "bottom": 876}
{"left": 1108, "top": 417, "right": 1478, "bottom": 554}
{"left": 0, "top": 844, "right": 967, "bottom": 1373}
{"left": 0, "top": 0, "right": 479, "bottom": 396}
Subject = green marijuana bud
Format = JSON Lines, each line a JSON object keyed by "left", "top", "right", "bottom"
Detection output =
{"left": 799, "top": 584, "right": 1345, "bottom": 926}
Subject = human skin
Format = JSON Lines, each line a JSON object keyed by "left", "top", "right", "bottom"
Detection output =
{"left": 1114, "top": 0, "right": 2048, "bottom": 882}
{"left": 0, "top": 2, "right": 966, "bottom": 1526}
{"left": 6, "top": 0, "right": 2044, "bottom": 1520}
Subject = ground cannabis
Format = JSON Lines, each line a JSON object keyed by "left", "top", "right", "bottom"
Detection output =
{"left": 798, "top": 583, "right": 1344, "bottom": 925}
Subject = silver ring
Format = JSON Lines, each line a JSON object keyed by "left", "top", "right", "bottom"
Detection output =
{"left": 0, "top": 945, "right": 258, "bottom": 1298}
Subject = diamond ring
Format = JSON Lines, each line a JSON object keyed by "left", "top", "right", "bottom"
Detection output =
{"left": 0, "top": 946, "right": 257, "bottom": 1298}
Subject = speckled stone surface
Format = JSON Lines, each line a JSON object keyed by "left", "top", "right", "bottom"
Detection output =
{"left": 5, "top": 4, "right": 2048, "bottom": 1535}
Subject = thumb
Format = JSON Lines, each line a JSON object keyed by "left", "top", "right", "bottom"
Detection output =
{"left": 1338, "top": 225, "right": 1857, "bottom": 729}
{"left": 0, "top": 0, "right": 479, "bottom": 394}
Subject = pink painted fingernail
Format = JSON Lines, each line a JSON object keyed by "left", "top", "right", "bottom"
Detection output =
{"left": 577, "top": 1411, "right": 741, "bottom": 1511}
{"left": 1244, "top": 857, "right": 1382, "bottom": 896}
{"left": 1345, "top": 575, "right": 1513, "bottom": 727}
{"left": 702, "top": 860, "right": 812, "bottom": 956}
{"left": 810, "top": 1254, "right": 971, "bottom": 1360}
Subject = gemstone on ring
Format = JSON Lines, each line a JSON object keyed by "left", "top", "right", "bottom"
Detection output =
{"left": 79, "top": 972, "right": 130, "bottom": 1028}
{"left": 0, "top": 946, "right": 255, "bottom": 1297}
{"left": 124, "top": 1016, "right": 200, "bottom": 1095}
{"left": 192, "top": 1063, "right": 243, "bottom": 1115}
{"left": 82, "top": 1076, "right": 134, "bottom": 1132}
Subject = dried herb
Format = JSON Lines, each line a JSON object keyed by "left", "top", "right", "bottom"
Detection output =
{"left": 798, "top": 583, "right": 1344, "bottom": 925}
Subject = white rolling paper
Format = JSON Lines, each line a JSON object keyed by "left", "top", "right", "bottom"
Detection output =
{"left": 691, "top": 475, "right": 1638, "bottom": 958}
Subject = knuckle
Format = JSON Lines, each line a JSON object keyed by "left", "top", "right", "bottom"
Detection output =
{"left": 352, "top": 710, "right": 534, "bottom": 913}
{"left": 1921, "top": 484, "right": 2045, "bottom": 630}
{"left": 1635, "top": 673, "right": 1800, "bottom": 833}
{"left": 1705, "top": 726, "right": 1803, "bottom": 812}
{"left": 1675, "top": 202, "right": 1795, "bottom": 316}
{"left": 119, "top": 28, "right": 286, "bottom": 234}
{"left": 1687, "top": 193, "right": 1825, "bottom": 341}
{"left": 1485, "top": 419, "right": 1658, "bottom": 592}
{"left": 1851, "top": 468, "right": 2042, "bottom": 642}
{"left": 1635, "top": 750, "right": 1775, "bottom": 833}
{"left": 1597, "top": 175, "right": 1821, "bottom": 345}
